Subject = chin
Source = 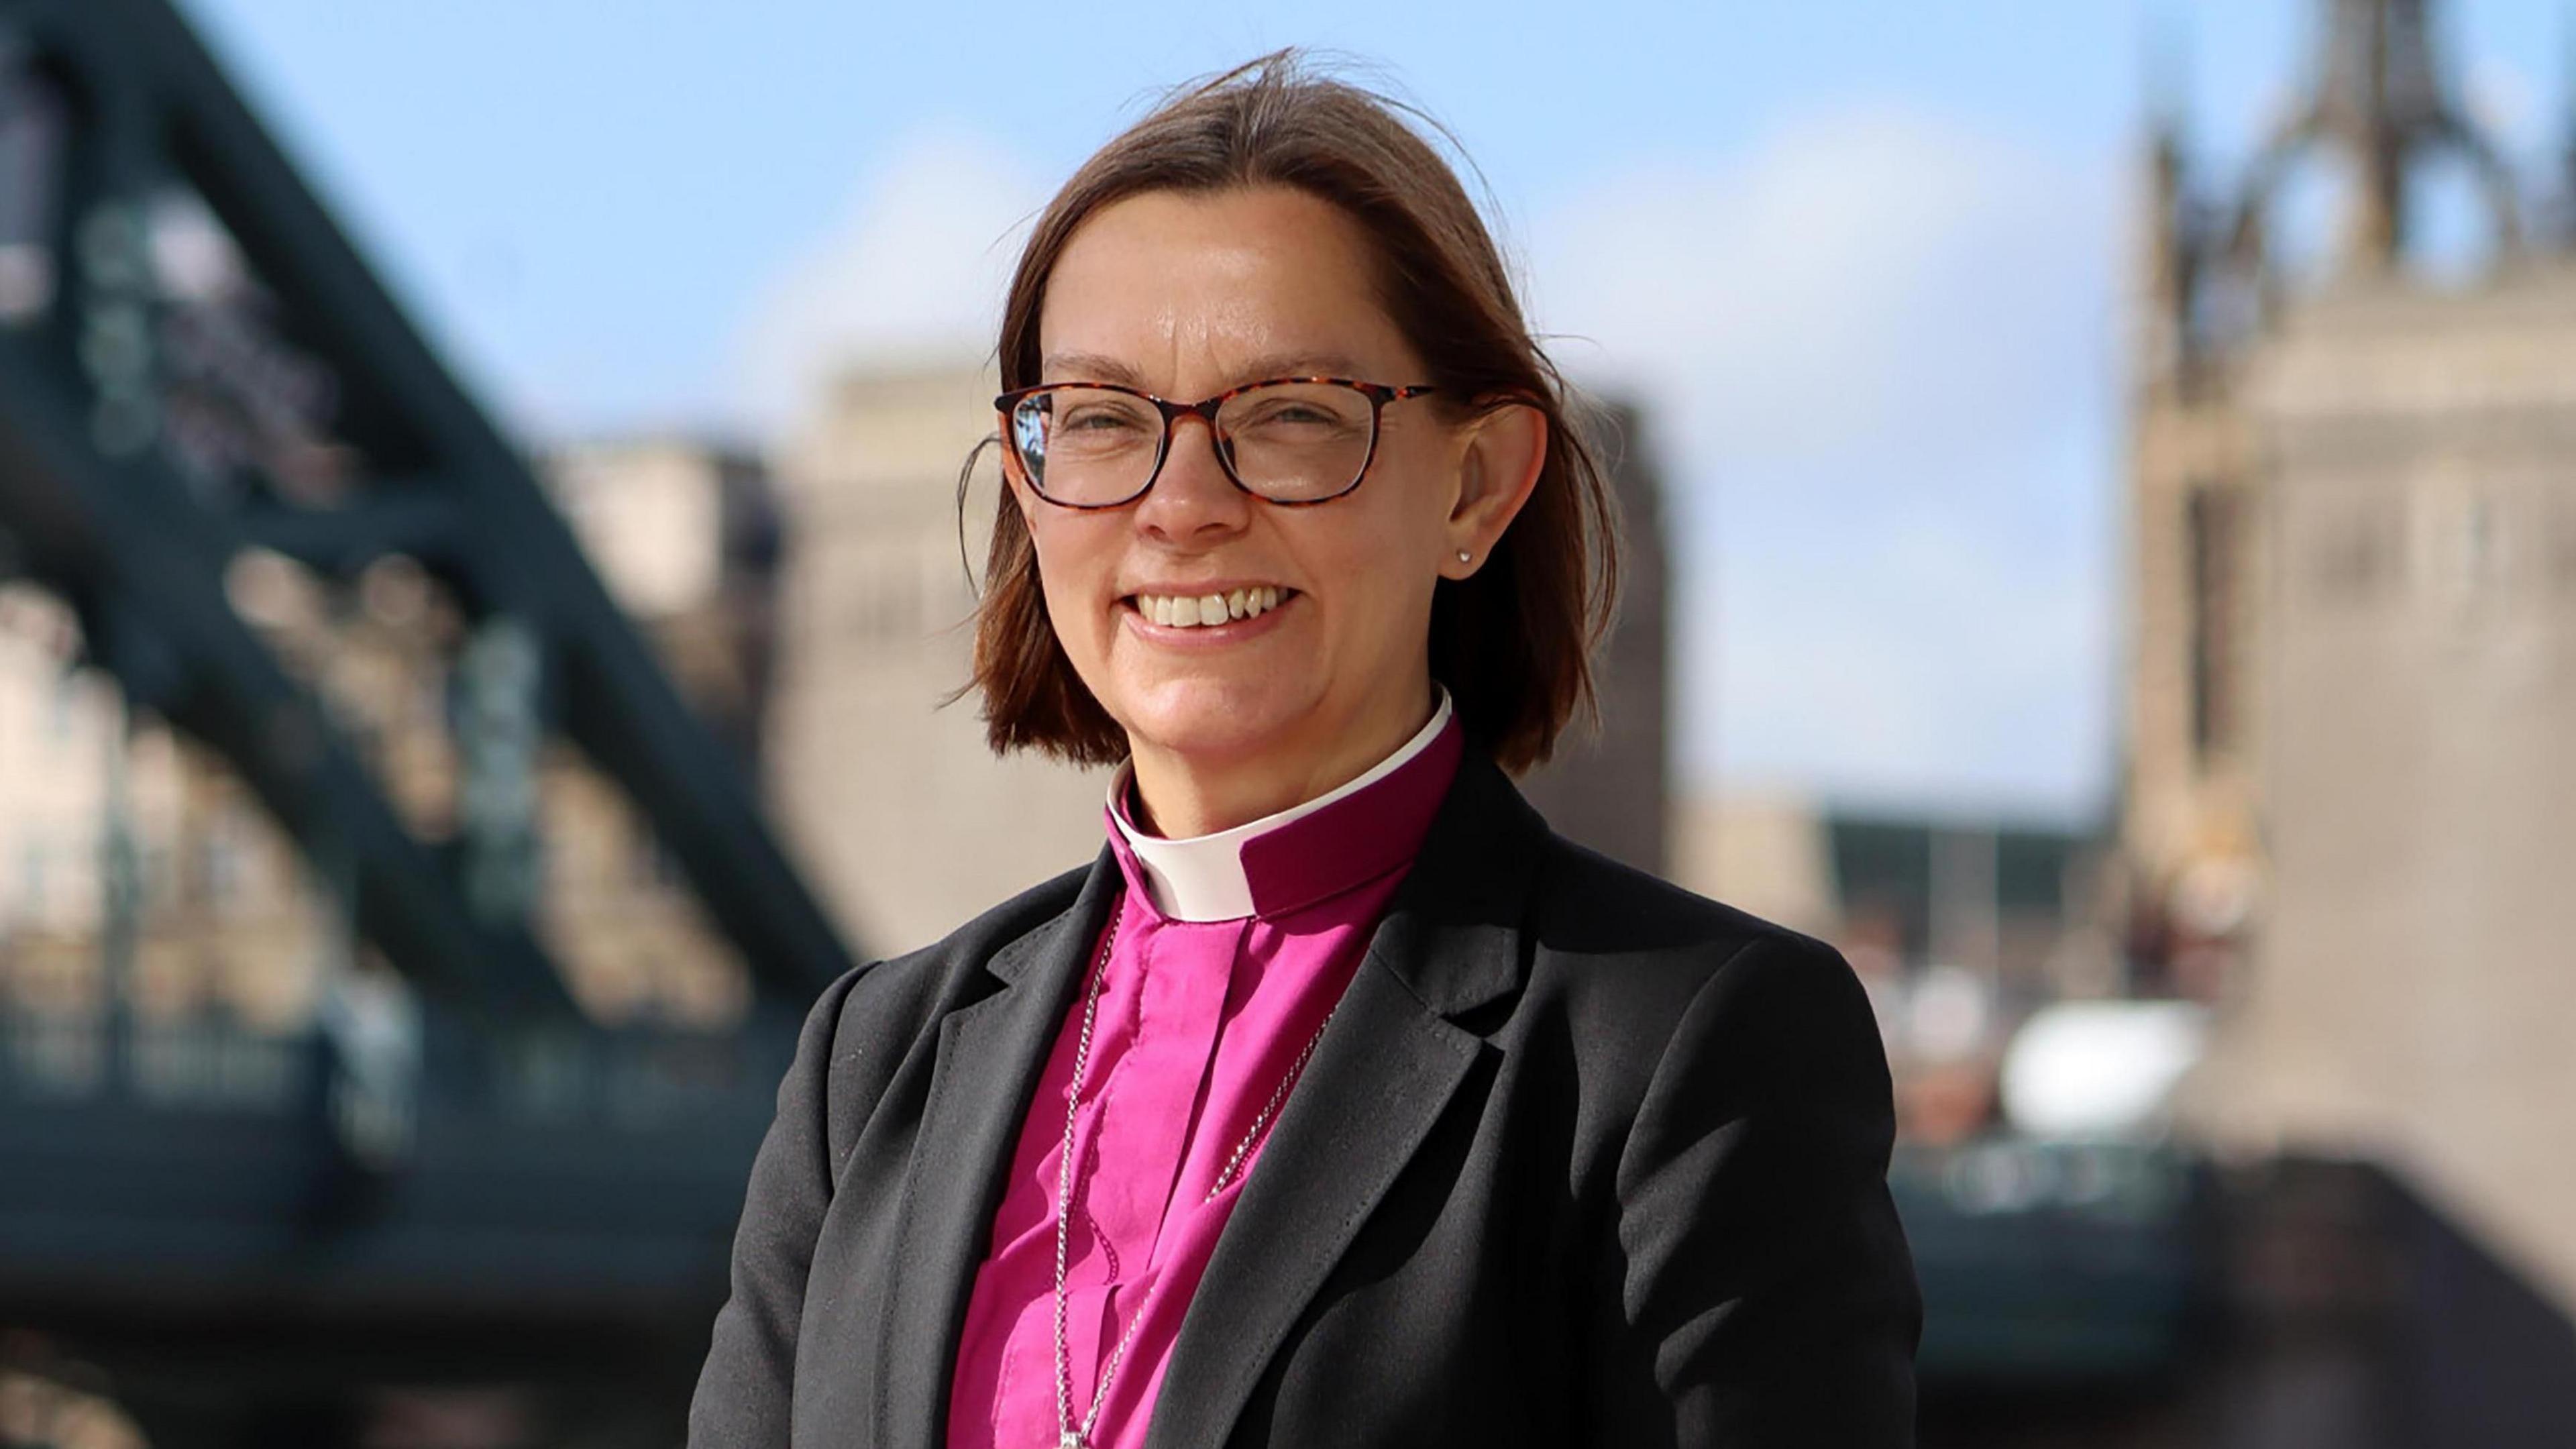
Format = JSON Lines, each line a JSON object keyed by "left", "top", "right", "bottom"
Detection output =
{"left": 1113, "top": 676, "right": 1313, "bottom": 765}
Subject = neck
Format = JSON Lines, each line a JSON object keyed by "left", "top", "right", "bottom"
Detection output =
{"left": 1128, "top": 678, "right": 1439, "bottom": 838}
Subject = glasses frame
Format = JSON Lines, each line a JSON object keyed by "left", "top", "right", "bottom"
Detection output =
{"left": 995, "top": 375, "right": 1438, "bottom": 509}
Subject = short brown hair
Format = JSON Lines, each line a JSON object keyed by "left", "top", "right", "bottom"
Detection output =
{"left": 958, "top": 50, "right": 1620, "bottom": 775}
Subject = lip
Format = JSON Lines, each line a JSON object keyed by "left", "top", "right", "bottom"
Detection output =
{"left": 1116, "top": 586, "right": 1299, "bottom": 646}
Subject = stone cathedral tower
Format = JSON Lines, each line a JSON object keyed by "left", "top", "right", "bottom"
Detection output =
{"left": 2128, "top": 0, "right": 2576, "bottom": 1306}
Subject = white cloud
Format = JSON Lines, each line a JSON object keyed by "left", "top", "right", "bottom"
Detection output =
{"left": 1530, "top": 105, "right": 2121, "bottom": 818}
{"left": 1533, "top": 105, "right": 2107, "bottom": 478}
{"left": 729, "top": 128, "right": 1043, "bottom": 435}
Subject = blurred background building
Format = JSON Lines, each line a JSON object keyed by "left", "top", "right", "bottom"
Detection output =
{"left": 762, "top": 364, "right": 1106, "bottom": 953}
{"left": 2127, "top": 0, "right": 2576, "bottom": 1317}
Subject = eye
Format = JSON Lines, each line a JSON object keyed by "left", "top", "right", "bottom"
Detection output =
{"left": 1059, "top": 403, "right": 1153, "bottom": 436}
{"left": 1222, "top": 384, "right": 1371, "bottom": 439}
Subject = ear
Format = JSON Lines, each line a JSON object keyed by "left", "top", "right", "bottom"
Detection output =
{"left": 1442, "top": 402, "right": 1547, "bottom": 579}
{"left": 994, "top": 428, "right": 1040, "bottom": 525}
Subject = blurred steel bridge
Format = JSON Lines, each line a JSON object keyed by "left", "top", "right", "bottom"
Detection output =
{"left": 0, "top": 0, "right": 855, "bottom": 1442}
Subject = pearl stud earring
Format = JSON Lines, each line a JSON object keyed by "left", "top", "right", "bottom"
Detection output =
{"left": 1456, "top": 550, "right": 1471, "bottom": 563}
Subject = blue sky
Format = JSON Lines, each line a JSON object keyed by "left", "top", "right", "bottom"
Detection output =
{"left": 175, "top": 0, "right": 2571, "bottom": 822}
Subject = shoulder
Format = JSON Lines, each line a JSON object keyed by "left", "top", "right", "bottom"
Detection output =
{"left": 1517, "top": 831, "right": 1884, "bottom": 1095}
{"left": 1521, "top": 829, "right": 1858, "bottom": 1004}
{"left": 1512, "top": 835, "right": 1898, "bottom": 1238}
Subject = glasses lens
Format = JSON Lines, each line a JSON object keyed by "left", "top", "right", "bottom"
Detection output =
{"left": 1216, "top": 382, "right": 1375, "bottom": 501}
{"left": 1013, "top": 386, "right": 1161, "bottom": 504}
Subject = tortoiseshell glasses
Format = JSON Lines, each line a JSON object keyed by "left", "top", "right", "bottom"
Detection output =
{"left": 996, "top": 376, "right": 1438, "bottom": 509}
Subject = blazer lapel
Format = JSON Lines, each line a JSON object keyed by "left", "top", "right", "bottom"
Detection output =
{"left": 872, "top": 843, "right": 1120, "bottom": 1449}
{"left": 1146, "top": 753, "right": 1550, "bottom": 1449}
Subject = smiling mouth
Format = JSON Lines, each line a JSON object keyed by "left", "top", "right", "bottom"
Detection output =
{"left": 1122, "top": 585, "right": 1298, "bottom": 629}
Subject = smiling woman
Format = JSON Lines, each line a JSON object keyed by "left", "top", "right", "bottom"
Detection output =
{"left": 689, "top": 49, "right": 1920, "bottom": 1449}
{"left": 998, "top": 183, "right": 1540, "bottom": 834}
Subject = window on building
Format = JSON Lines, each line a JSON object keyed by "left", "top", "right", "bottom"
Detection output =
{"left": 2457, "top": 495, "right": 2498, "bottom": 596}
{"left": 2187, "top": 485, "right": 2242, "bottom": 759}
{"left": 2310, "top": 489, "right": 2402, "bottom": 604}
{"left": 847, "top": 545, "right": 926, "bottom": 644}
{"left": 2421, "top": 488, "right": 2506, "bottom": 624}
{"left": 2550, "top": 491, "right": 2576, "bottom": 597}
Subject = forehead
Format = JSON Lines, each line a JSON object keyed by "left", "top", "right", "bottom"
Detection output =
{"left": 1038, "top": 185, "right": 1417, "bottom": 386}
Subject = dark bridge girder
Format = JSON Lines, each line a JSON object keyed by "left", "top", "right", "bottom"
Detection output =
{"left": 0, "top": 0, "right": 858, "bottom": 1020}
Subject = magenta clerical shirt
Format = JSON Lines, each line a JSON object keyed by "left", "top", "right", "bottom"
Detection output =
{"left": 946, "top": 686, "right": 1464, "bottom": 1449}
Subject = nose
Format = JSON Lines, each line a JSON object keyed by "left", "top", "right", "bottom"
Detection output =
{"left": 1134, "top": 411, "right": 1249, "bottom": 542}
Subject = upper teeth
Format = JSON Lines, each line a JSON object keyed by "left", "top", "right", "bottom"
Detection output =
{"left": 1136, "top": 585, "right": 1287, "bottom": 627}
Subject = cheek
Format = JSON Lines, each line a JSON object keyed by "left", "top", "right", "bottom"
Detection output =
{"left": 1305, "top": 488, "right": 1445, "bottom": 629}
{"left": 1015, "top": 512, "right": 1068, "bottom": 602}
{"left": 1340, "top": 448, "right": 1450, "bottom": 574}
{"left": 1022, "top": 513, "right": 1118, "bottom": 659}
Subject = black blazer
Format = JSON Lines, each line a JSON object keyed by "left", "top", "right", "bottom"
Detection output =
{"left": 688, "top": 751, "right": 1921, "bottom": 1448}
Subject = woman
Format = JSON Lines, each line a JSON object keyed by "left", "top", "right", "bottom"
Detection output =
{"left": 690, "top": 53, "right": 1920, "bottom": 1449}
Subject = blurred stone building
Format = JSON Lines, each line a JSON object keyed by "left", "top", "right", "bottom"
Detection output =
{"left": 763, "top": 363, "right": 1106, "bottom": 957}
{"left": 2127, "top": 0, "right": 2576, "bottom": 1306}
{"left": 1517, "top": 398, "right": 1671, "bottom": 876}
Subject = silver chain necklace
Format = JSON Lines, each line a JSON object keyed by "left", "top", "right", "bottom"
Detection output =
{"left": 1052, "top": 894, "right": 1336, "bottom": 1449}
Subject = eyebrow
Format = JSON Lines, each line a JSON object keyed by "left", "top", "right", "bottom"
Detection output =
{"left": 1038, "top": 351, "right": 1371, "bottom": 390}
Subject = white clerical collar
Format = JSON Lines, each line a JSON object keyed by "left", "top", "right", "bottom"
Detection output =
{"left": 1106, "top": 684, "right": 1455, "bottom": 922}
